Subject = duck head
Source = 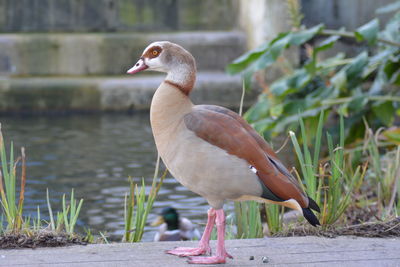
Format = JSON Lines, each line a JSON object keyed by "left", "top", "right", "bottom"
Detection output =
{"left": 127, "top": 41, "right": 196, "bottom": 95}
{"left": 152, "top": 206, "right": 180, "bottom": 231}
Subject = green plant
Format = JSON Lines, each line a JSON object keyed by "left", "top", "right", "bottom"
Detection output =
{"left": 0, "top": 124, "right": 87, "bottom": 242}
{"left": 234, "top": 201, "right": 264, "bottom": 239}
{"left": 46, "top": 188, "right": 84, "bottom": 235}
{"left": 228, "top": 1, "right": 400, "bottom": 142}
{"left": 62, "top": 189, "right": 83, "bottom": 235}
{"left": 0, "top": 124, "right": 26, "bottom": 232}
{"left": 289, "top": 111, "right": 325, "bottom": 203}
{"left": 363, "top": 128, "right": 400, "bottom": 218}
{"left": 99, "top": 231, "right": 110, "bottom": 244}
{"left": 32, "top": 206, "right": 41, "bottom": 232}
{"left": 83, "top": 228, "right": 94, "bottom": 243}
{"left": 123, "top": 155, "right": 165, "bottom": 242}
{"left": 290, "top": 114, "right": 366, "bottom": 226}
{"left": 264, "top": 204, "right": 283, "bottom": 235}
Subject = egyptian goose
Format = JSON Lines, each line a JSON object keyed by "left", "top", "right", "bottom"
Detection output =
{"left": 127, "top": 42, "right": 320, "bottom": 264}
{"left": 152, "top": 207, "right": 201, "bottom": 242}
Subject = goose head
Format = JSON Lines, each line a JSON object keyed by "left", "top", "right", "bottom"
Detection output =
{"left": 127, "top": 41, "right": 196, "bottom": 94}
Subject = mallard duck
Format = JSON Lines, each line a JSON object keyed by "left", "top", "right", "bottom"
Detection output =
{"left": 152, "top": 207, "right": 201, "bottom": 242}
{"left": 127, "top": 41, "right": 320, "bottom": 264}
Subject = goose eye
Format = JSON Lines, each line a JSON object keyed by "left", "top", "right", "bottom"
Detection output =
{"left": 152, "top": 50, "right": 158, "bottom": 56}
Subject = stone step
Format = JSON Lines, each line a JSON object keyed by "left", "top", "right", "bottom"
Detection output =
{"left": 0, "top": 31, "right": 246, "bottom": 76}
{"left": 0, "top": 72, "right": 257, "bottom": 113}
{"left": 0, "top": 0, "right": 239, "bottom": 33}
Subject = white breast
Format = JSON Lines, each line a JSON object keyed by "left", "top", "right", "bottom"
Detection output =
{"left": 150, "top": 82, "right": 263, "bottom": 209}
{"left": 159, "top": 121, "right": 263, "bottom": 209}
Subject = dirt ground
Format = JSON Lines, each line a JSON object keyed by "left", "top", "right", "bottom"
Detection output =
{"left": 0, "top": 231, "right": 87, "bottom": 249}
{"left": 275, "top": 217, "right": 400, "bottom": 238}
{"left": 1, "top": 216, "right": 399, "bottom": 249}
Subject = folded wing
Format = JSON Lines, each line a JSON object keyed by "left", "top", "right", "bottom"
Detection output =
{"left": 184, "top": 105, "right": 309, "bottom": 208}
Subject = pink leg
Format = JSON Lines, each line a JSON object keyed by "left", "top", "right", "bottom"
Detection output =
{"left": 166, "top": 208, "right": 215, "bottom": 257}
{"left": 187, "top": 209, "right": 233, "bottom": 264}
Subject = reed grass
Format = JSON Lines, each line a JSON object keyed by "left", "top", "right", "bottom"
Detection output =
{"left": 0, "top": 124, "right": 86, "bottom": 241}
{"left": 363, "top": 127, "right": 400, "bottom": 218}
{"left": 0, "top": 123, "right": 26, "bottom": 233}
{"left": 123, "top": 155, "right": 166, "bottom": 242}
{"left": 265, "top": 204, "right": 284, "bottom": 235}
{"left": 62, "top": 189, "right": 84, "bottom": 235}
{"left": 46, "top": 188, "right": 84, "bottom": 235}
{"left": 290, "top": 114, "right": 366, "bottom": 227}
{"left": 234, "top": 200, "right": 264, "bottom": 238}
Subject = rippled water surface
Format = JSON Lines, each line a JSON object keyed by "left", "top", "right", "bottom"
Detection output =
{"left": 0, "top": 113, "right": 221, "bottom": 241}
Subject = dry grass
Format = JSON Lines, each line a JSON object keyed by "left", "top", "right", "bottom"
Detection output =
{"left": 274, "top": 215, "right": 400, "bottom": 238}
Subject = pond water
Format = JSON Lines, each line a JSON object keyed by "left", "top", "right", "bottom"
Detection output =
{"left": 0, "top": 113, "right": 230, "bottom": 241}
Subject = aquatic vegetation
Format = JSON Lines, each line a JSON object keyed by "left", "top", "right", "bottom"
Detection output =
{"left": 46, "top": 189, "right": 83, "bottom": 236}
{"left": 289, "top": 113, "right": 366, "bottom": 226}
{"left": 0, "top": 124, "right": 86, "bottom": 245}
{"left": 0, "top": 123, "right": 26, "bottom": 233}
{"left": 123, "top": 155, "right": 166, "bottom": 242}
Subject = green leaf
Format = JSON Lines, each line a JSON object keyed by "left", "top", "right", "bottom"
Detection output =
{"left": 252, "top": 118, "right": 275, "bottom": 134}
{"left": 273, "top": 107, "right": 326, "bottom": 134}
{"left": 338, "top": 103, "right": 349, "bottom": 117}
{"left": 348, "top": 95, "right": 368, "bottom": 113}
{"left": 372, "top": 101, "right": 395, "bottom": 126}
{"left": 290, "top": 24, "right": 324, "bottom": 45}
{"left": 330, "top": 70, "right": 347, "bottom": 91}
{"left": 283, "top": 99, "right": 307, "bottom": 115}
{"left": 226, "top": 33, "right": 289, "bottom": 74}
{"left": 271, "top": 69, "right": 311, "bottom": 97}
{"left": 381, "top": 12, "right": 400, "bottom": 42}
{"left": 244, "top": 94, "right": 270, "bottom": 122}
{"left": 355, "top": 19, "right": 379, "bottom": 45}
{"left": 270, "top": 78, "right": 291, "bottom": 97}
{"left": 376, "top": 1, "right": 400, "bottom": 14}
{"left": 270, "top": 103, "right": 284, "bottom": 118}
{"left": 315, "top": 35, "right": 340, "bottom": 53}
{"left": 345, "top": 52, "right": 369, "bottom": 88}
{"left": 363, "top": 49, "right": 393, "bottom": 78}
{"left": 227, "top": 25, "right": 323, "bottom": 75}
{"left": 251, "top": 34, "right": 292, "bottom": 72}
{"left": 384, "top": 58, "right": 400, "bottom": 82}
{"left": 383, "top": 128, "right": 400, "bottom": 144}
{"left": 226, "top": 42, "right": 270, "bottom": 74}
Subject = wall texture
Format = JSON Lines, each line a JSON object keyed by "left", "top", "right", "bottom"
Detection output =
{"left": 0, "top": 0, "right": 239, "bottom": 32}
{"left": 302, "top": 0, "right": 396, "bottom": 30}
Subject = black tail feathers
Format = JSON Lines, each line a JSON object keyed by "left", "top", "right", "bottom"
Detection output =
{"left": 308, "top": 197, "right": 321, "bottom": 213}
{"left": 302, "top": 208, "right": 320, "bottom": 227}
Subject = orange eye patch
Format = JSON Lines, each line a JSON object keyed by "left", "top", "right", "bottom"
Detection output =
{"left": 143, "top": 46, "right": 163, "bottom": 59}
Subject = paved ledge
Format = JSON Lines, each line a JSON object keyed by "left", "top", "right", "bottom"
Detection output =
{"left": 0, "top": 31, "right": 245, "bottom": 76}
{"left": 0, "top": 236, "right": 399, "bottom": 266}
{"left": 0, "top": 72, "right": 257, "bottom": 113}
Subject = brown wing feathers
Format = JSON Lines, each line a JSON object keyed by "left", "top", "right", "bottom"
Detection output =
{"left": 184, "top": 107, "right": 310, "bottom": 208}
{"left": 198, "top": 105, "right": 306, "bottom": 194}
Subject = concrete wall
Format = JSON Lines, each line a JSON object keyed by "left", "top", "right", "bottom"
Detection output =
{"left": 239, "top": 0, "right": 292, "bottom": 49}
{"left": 239, "top": 0, "right": 397, "bottom": 49}
{"left": 302, "top": 0, "right": 396, "bottom": 30}
{"left": 0, "top": 0, "right": 239, "bottom": 32}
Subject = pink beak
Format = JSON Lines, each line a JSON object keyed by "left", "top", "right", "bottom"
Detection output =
{"left": 127, "top": 58, "right": 148, "bottom": 74}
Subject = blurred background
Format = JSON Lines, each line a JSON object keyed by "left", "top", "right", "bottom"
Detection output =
{"left": 0, "top": 0, "right": 398, "bottom": 241}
